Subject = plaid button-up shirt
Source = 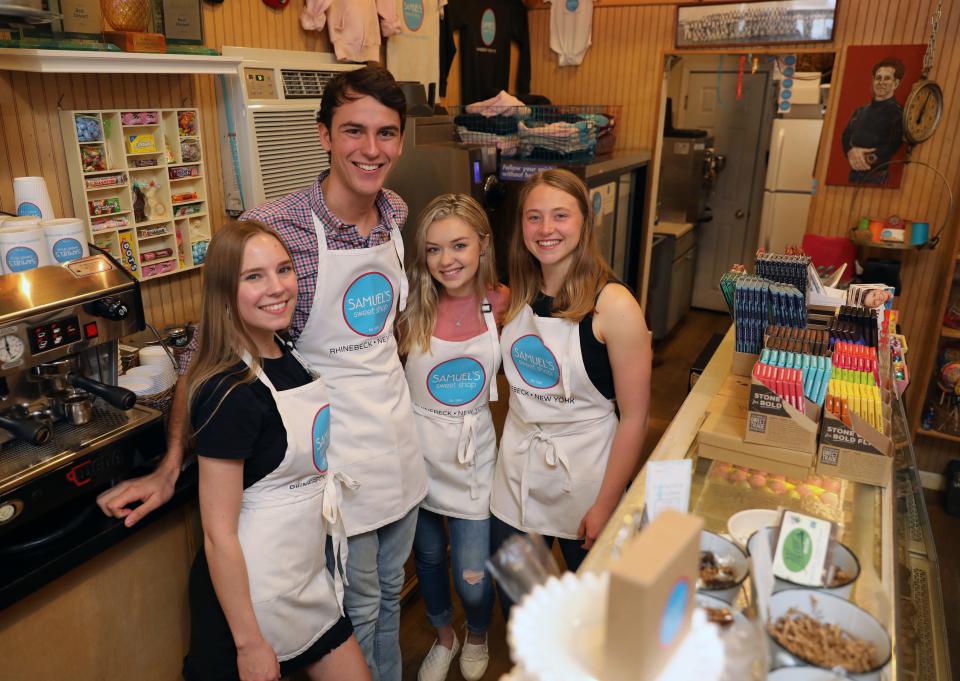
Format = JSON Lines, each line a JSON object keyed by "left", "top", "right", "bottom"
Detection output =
{"left": 176, "top": 172, "right": 408, "bottom": 375}
{"left": 241, "top": 170, "right": 409, "bottom": 343}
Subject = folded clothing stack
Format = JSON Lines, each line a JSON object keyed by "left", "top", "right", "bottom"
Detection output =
{"left": 518, "top": 118, "right": 596, "bottom": 159}
{"left": 454, "top": 113, "right": 520, "bottom": 157}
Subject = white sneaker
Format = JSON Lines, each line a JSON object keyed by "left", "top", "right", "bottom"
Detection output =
{"left": 459, "top": 635, "right": 489, "bottom": 681}
{"left": 418, "top": 635, "right": 460, "bottom": 681}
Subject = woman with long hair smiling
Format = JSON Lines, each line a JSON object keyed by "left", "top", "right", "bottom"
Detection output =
{"left": 182, "top": 220, "right": 368, "bottom": 681}
{"left": 489, "top": 169, "right": 652, "bottom": 602}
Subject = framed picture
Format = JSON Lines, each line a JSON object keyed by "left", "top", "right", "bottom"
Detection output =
{"left": 825, "top": 44, "right": 926, "bottom": 189}
{"left": 675, "top": 0, "right": 838, "bottom": 48}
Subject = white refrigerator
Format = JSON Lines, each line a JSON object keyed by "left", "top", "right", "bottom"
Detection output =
{"left": 758, "top": 118, "right": 823, "bottom": 253}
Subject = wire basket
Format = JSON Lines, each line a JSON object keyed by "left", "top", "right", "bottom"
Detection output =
{"left": 450, "top": 104, "right": 621, "bottom": 163}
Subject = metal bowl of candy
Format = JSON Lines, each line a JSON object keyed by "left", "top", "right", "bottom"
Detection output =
{"left": 747, "top": 527, "right": 860, "bottom": 599}
{"left": 698, "top": 531, "right": 749, "bottom": 604}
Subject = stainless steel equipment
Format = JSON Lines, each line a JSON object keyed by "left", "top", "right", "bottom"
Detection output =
{"left": 658, "top": 134, "right": 723, "bottom": 224}
{"left": 0, "top": 255, "right": 161, "bottom": 537}
{"left": 386, "top": 115, "right": 502, "bottom": 262}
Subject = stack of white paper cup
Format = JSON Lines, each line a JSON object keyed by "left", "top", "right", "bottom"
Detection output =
{"left": 0, "top": 221, "right": 52, "bottom": 274}
{"left": 41, "top": 218, "right": 89, "bottom": 264}
{"left": 14, "top": 177, "right": 56, "bottom": 220}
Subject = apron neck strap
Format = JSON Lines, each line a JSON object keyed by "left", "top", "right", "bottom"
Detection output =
{"left": 481, "top": 298, "right": 500, "bottom": 402}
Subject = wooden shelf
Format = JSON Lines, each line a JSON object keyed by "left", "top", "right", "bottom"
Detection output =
{"left": 128, "top": 165, "right": 162, "bottom": 172}
{"left": 0, "top": 48, "right": 242, "bottom": 75}
{"left": 169, "top": 175, "right": 202, "bottom": 183}
{"left": 140, "top": 256, "right": 176, "bottom": 266}
{"left": 89, "top": 210, "right": 130, "bottom": 218}
{"left": 86, "top": 183, "right": 128, "bottom": 191}
{"left": 171, "top": 198, "right": 202, "bottom": 206}
{"left": 137, "top": 231, "right": 173, "bottom": 241}
{"left": 173, "top": 211, "right": 206, "bottom": 219}
{"left": 134, "top": 217, "right": 174, "bottom": 228}
{"left": 942, "top": 326, "right": 960, "bottom": 340}
{"left": 168, "top": 162, "right": 201, "bottom": 168}
{"left": 916, "top": 428, "right": 960, "bottom": 444}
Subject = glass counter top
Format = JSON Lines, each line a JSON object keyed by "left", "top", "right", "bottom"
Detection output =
{"left": 581, "top": 328, "right": 950, "bottom": 681}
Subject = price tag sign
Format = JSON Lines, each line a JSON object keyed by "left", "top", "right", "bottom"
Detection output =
{"left": 772, "top": 511, "right": 832, "bottom": 586}
{"left": 644, "top": 459, "right": 692, "bottom": 522}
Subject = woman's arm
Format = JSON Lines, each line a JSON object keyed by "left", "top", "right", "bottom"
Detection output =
{"left": 199, "top": 456, "right": 280, "bottom": 681}
{"left": 577, "top": 283, "right": 652, "bottom": 549}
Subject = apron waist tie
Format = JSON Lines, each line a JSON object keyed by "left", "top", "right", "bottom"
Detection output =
{"left": 322, "top": 471, "right": 360, "bottom": 612}
{"left": 457, "top": 412, "right": 480, "bottom": 500}
{"left": 518, "top": 429, "right": 572, "bottom": 528}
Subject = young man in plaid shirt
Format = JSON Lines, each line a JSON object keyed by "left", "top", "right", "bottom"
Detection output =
{"left": 98, "top": 66, "right": 427, "bottom": 681}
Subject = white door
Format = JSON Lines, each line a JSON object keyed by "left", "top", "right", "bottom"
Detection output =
{"left": 758, "top": 191, "right": 811, "bottom": 253}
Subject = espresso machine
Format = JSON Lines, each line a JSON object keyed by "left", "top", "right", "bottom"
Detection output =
{"left": 0, "top": 254, "right": 163, "bottom": 541}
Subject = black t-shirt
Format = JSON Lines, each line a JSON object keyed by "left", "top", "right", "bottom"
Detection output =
{"left": 840, "top": 97, "right": 903, "bottom": 167}
{"left": 531, "top": 292, "right": 616, "bottom": 400}
{"left": 440, "top": 0, "right": 531, "bottom": 104}
{"left": 191, "top": 344, "right": 312, "bottom": 489}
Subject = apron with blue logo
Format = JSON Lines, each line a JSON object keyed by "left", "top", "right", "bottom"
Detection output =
{"left": 490, "top": 304, "right": 617, "bottom": 539}
{"left": 293, "top": 213, "right": 426, "bottom": 536}
{"left": 236, "top": 348, "right": 345, "bottom": 660}
{"left": 403, "top": 299, "right": 501, "bottom": 519}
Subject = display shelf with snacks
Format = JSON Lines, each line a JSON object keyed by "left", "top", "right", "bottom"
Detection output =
{"left": 60, "top": 108, "right": 211, "bottom": 282}
{"left": 580, "top": 329, "right": 951, "bottom": 681}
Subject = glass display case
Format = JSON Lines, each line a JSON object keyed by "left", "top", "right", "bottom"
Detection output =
{"left": 582, "top": 330, "right": 950, "bottom": 680}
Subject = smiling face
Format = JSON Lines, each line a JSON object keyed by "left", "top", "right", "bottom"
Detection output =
{"left": 318, "top": 92, "right": 404, "bottom": 203}
{"left": 425, "top": 216, "right": 486, "bottom": 298}
{"left": 872, "top": 66, "right": 900, "bottom": 101}
{"left": 521, "top": 183, "right": 584, "bottom": 271}
{"left": 236, "top": 233, "right": 297, "bottom": 353}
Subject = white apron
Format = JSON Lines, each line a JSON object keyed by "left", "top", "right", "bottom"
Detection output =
{"left": 293, "top": 214, "right": 426, "bottom": 536}
{"left": 404, "top": 298, "right": 501, "bottom": 519}
{"left": 489, "top": 304, "right": 618, "bottom": 539}
{"left": 237, "top": 349, "right": 345, "bottom": 661}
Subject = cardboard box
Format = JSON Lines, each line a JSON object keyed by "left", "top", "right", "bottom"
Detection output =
{"left": 716, "top": 373, "right": 752, "bottom": 399}
{"left": 604, "top": 510, "right": 703, "bottom": 681}
{"left": 816, "top": 410, "right": 893, "bottom": 487}
{"left": 708, "top": 394, "right": 749, "bottom": 421}
{"left": 743, "top": 379, "right": 821, "bottom": 454}
{"left": 731, "top": 351, "right": 759, "bottom": 377}
{"left": 698, "top": 411, "right": 814, "bottom": 479}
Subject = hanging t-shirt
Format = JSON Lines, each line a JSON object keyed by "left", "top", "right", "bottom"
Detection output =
{"left": 547, "top": 0, "right": 593, "bottom": 67}
{"left": 386, "top": 0, "right": 448, "bottom": 94}
{"left": 440, "top": 0, "right": 531, "bottom": 104}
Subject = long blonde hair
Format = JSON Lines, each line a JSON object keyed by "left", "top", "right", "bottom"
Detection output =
{"left": 504, "top": 169, "right": 612, "bottom": 324}
{"left": 399, "top": 194, "right": 498, "bottom": 354}
{"left": 185, "top": 220, "right": 294, "bottom": 433}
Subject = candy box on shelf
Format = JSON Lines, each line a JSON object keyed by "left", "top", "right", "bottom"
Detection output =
{"left": 178, "top": 110, "right": 197, "bottom": 136}
{"left": 816, "top": 409, "right": 893, "bottom": 488}
{"left": 127, "top": 134, "right": 157, "bottom": 154}
{"left": 168, "top": 165, "right": 199, "bottom": 180}
{"left": 120, "top": 111, "right": 159, "bottom": 126}
{"left": 117, "top": 229, "right": 139, "bottom": 275}
{"left": 88, "top": 197, "right": 121, "bottom": 216}
{"left": 81, "top": 145, "right": 106, "bottom": 172}
{"left": 74, "top": 114, "right": 102, "bottom": 142}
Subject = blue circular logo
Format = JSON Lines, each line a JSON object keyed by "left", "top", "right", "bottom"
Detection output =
{"left": 52, "top": 237, "right": 83, "bottom": 263}
{"left": 342, "top": 272, "right": 394, "bottom": 337}
{"left": 403, "top": 0, "right": 424, "bottom": 31}
{"left": 312, "top": 405, "right": 330, "bottom": 474}
{"left": 659, "top": 578, "right": 689, "bottom": 647}
{"left": 480, "top": 8, "right": 496, "bottom": 47}
{"left": 782, "top": 90, "right": 792, "bottom": 100}
{"left": 428, "top": 357, "right": 486, "bottom": 406}
{"left": 511, "top": 335, "right": 559, "bottom": 389}
{"left": 784, "top": 66, "right": 795, "bottom": 77}
{"left": 779, "top": 101, "right": 791, "bottom": 111}
{"left": 782, "top": 78, "right": 793, "bottom": 89}
{"left": 17, "top": 202, "right": 42, "bottom": 217}
{"left": 565, "top": 0, "right": 579, "bottom": 10}
{"left": 5, "top": 246, "right": 39, "bottom": 272}
{"left": 592, "top": 191, "right": 602, "bottom": 216}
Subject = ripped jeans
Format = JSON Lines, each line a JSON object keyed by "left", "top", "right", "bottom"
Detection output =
{"left": 413, "top": 508, "right": 494, "bottom": 636}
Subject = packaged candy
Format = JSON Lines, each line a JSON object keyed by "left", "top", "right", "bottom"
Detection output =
{"left": 180, "top": 138, "right": 201, "bottom": 162}
{"left": 127, "top": 133, "right": 157, "bottom": 154}
{"left": 92, "top": 215, "right": 129, "bottom": 231}
{"left": 88, "top": 197, "right": 121, "bottom": 216}
{"left": 120, "top": 111, "right": 159, "bottom": 126}
{"left": 85, "top": 173, "right": 127, "bottom": 189}
{"left": 171, "top": 191, "right": 198, "bottom": 203}
{"left": 178, "top": 110, "right": 197, "bottom": 137}
{"left": 169, "top": 165, "right": 199, "bottom": 180}
{"left": 81, "top": 144, "right": 107, "bottom": 172}
{"left": 141, "top": 247, "right": 173, "bottom": 262}
{"left": 131, "top": 157, "right": 158, "bottom": 168}
{"left": 75, "top": 114, "right": 103, "bottom": 143}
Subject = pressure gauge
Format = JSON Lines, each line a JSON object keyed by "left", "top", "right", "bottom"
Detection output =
{"left": 0, "top": 334, "right": 25, "bottom": 364}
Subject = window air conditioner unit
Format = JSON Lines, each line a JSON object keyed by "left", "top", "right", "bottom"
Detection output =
{"left": 218, "top": 47, "right": 361, "bottom": 215}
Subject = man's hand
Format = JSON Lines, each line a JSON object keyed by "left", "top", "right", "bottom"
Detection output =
{"left": 96, "top": 465, "right": 179, "bottom": 528}
{"left": 847, "top": 146, "right": 877, "bottom": 172}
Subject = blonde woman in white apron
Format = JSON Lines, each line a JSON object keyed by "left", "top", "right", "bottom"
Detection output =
{"left": 182, "top": 221, "right": 368, "bottom": 681}
{"left": 490, "top": 169, "right": 652, "bottom": 610}
{"left": 398, "top": 195, "right": 508, "bottom": 681}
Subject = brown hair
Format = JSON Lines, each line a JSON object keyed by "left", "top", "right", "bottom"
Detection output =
{"left": 316, "top": 65, "right": 407, "bottom": 133}
{"left": 872, "top": 57, "right": 905, "bottom": 81}
{"left": 504, "top": 169, "right": 613, "bottom": 324}
{"left": 185, "top": 220, "right": 294, "bottom": 434}
{"left": 399, "top": 194, "right": 498, "bottom": 354}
